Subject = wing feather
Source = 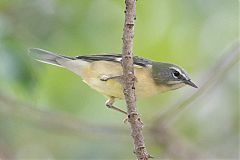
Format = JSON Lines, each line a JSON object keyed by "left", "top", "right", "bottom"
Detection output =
{"left": 76, "top": 54, "right": 152, "bottom": 67}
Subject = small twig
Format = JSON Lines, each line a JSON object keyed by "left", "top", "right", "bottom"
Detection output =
{"left": 121, "top": 0, "right": 151, "bottom": 159}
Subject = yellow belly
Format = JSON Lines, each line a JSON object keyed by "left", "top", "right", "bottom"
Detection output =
{"left": 80, "top": 61, "right": 161, "bottom": 99}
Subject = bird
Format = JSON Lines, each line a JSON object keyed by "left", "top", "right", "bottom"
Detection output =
{"left": 29, "top": 48, "right": 197, "bottom": 114}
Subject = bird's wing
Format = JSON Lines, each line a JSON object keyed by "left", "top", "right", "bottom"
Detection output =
{"left": 76, "top": 54, "right": 153, "bottom": 67}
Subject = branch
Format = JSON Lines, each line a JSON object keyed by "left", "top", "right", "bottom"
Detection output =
{"left": 121, "top": 0, "right": 151, "bottom": 159}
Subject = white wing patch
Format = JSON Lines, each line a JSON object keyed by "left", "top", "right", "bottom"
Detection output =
{"left": 115, "top": 57, "right": 122, "bottom": 62}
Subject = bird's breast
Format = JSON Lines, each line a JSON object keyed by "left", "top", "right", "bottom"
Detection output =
{"left": 80, "top": 61, "right": 162, "bottom": 99}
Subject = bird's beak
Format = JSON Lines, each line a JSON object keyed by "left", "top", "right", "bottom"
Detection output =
{"left": 184, "top": 80, "right": 198, "bottom": 88}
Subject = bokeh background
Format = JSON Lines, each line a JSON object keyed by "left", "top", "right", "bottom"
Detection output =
{"left": 0, "top": 0, "right": 239, "bottom": 159}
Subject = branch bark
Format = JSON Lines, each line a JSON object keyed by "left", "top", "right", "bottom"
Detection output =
{"left": 121, "top": 0, "right": 151, "bottom": 159}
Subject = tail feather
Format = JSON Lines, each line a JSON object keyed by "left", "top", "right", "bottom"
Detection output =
{"left": 29, "top": 48, "right": 89, "bottom": 77}
{"left": 28, "top": 48, "right": 73, "bottom": 67}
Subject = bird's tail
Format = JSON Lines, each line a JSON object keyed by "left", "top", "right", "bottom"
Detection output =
{"left": 29, "top": 48, "right": 89, "bottom": 77}
{"left": 28, "top": 48, "right": 74, "bottom": 67}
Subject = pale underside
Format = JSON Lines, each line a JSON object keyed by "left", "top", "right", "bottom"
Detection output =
{"left": 63, "top": 60, "right": 180, "bottom": 99}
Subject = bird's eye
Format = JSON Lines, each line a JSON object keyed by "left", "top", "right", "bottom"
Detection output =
{"left": 173, "top": 70, "right": 180, "bottom": 78}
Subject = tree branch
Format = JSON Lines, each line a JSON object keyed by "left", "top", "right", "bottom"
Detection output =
{"left": 121, "top": 0, "right": 151, "bottom": 159}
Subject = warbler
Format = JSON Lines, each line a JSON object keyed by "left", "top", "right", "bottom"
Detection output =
{"left": 29, "top": 48, "right": 197, "bottom": 114}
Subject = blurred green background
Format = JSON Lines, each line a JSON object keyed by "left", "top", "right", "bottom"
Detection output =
{"left": 0, "top": 0, "right": 239, "bottom": 159}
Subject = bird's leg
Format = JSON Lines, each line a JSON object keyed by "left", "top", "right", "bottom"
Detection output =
{"left": 105, "top": 98, "right": 143, "bottom": 125}
{"left": 100, "top": 74, "right": 137, "bottom": 83}
{"left": 105, "top": 97, "right": 127, "bottom": 115}
{"left": 100, "top": 75, "right": 123, "bottom": 82}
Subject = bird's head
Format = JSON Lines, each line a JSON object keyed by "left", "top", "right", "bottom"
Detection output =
{"left": 152, "top": 62, "right": 197, "bottom": 91}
